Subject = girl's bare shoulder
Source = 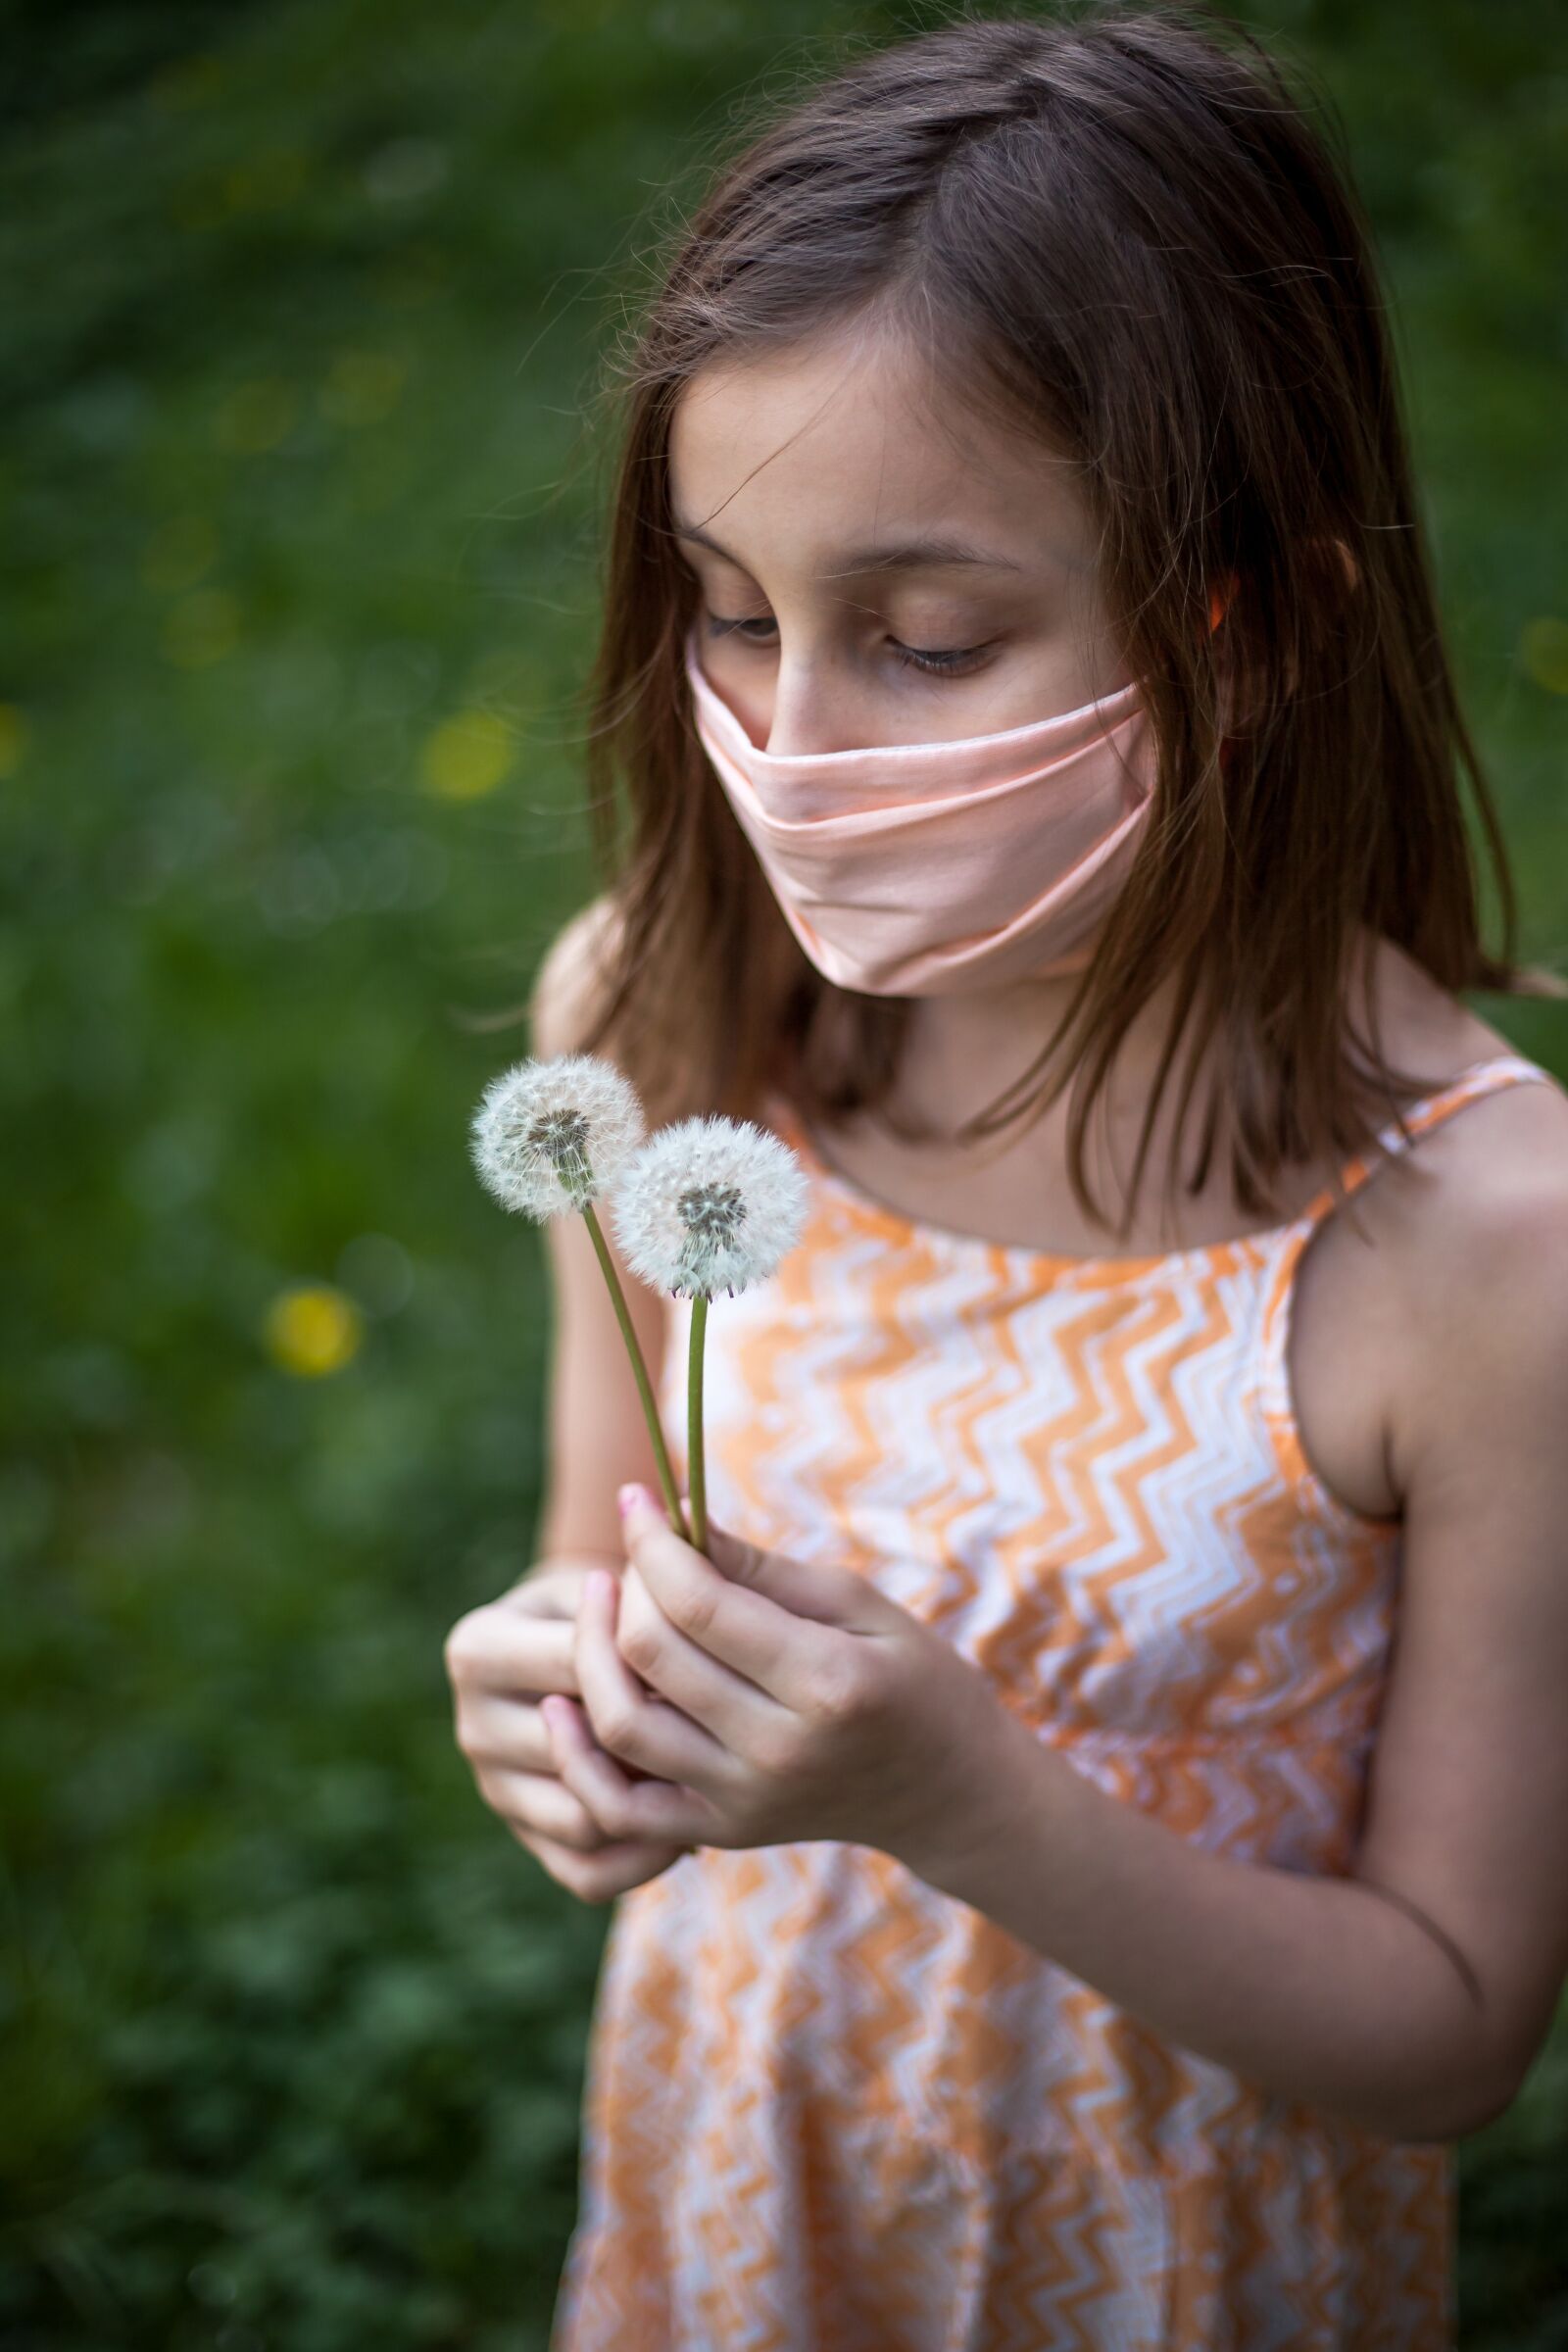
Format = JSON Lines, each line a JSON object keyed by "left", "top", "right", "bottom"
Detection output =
{"left": 1272, "top": 937, "right": 1562, "bottom": 1528}
{"left": 1359, "top": 940, "right": 1568, "bottom": 1471}
{"left": 528, "top": 892, "right": 626, "bottom": 1060}
{"left": 1365, "top": 937, "right": 1568, "bottom": 1250}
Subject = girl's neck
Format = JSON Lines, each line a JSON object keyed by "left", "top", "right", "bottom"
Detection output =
{"left": 891, "top": 921, "right": 1388, "bottom": 1145}
{"left": 894, "top": 963, "right": 1193, "bottom": 1147}
{"left": 802, "top": 929, "right": 1441, "bottom": 1257}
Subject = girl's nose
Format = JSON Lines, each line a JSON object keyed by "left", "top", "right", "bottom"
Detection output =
{"left": 763, "top": 664, "right": 858, "bottom": 759}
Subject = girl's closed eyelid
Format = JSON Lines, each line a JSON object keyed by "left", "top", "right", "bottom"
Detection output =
{"left": 703, "top": 612, "right": 996, "bottom": 678}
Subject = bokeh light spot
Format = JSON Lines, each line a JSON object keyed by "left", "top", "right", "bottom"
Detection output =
{"left": 215, "top": 378, "right": 298, "bottom": 454}
{"left": 163, "top": 588, "right": 242, "bottom": 669}
{"left": 148, "top": 52, "right": 225, "bottom": 109}
{"left": 362, "top": 139, "right": 450, "bottom": 205}
{"left": 222, "top": 148, "right": 308, "bottom": 212}
{"left": 264, "top": 1286, "right": 365, "bottom": 1378}
{"left": 1519, "top": 617, "right": 1568, "bottom": 694}
{"left": 318, "top": 351, "right": 408, "bottom": 429}
{"left": 419, "top": 708, "right": 514, "bottom": 800}
{"left": 0, "top": 703, "right": 29, "bottom": 775}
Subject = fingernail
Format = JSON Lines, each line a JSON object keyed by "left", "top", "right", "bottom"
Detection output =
{"left": 617, "top": 1482, "right": 645, "bottom": 1518}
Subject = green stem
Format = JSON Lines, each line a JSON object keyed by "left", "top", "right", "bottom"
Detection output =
{"left": 687, "top": 1292, "right": 709, "bottom": 1558}
{"left": 580, "top": 1199, "right": 688, "bottom": 1542}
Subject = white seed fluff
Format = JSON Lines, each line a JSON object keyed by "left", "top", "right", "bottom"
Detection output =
{"left": 469, "top": 1054, "right": 647, "bottom": 1220}
{"left": 610, "top": 1115, "right": 809, "bottom": 1299}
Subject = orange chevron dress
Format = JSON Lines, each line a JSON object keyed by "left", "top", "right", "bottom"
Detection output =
{"left": 550, "top": 1049, "right": 1558, "bottom": 2351}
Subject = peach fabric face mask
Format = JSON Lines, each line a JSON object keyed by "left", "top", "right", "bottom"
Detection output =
{"left": 683, "top": 626, "right": 1163, "bottom": 997}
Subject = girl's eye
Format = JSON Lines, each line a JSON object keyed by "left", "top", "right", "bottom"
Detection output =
{"left": 704, "top": 612, "right": 990, "bottom": 679}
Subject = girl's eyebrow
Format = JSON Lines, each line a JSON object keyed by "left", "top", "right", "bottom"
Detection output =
{"left": 670, "top": 514, "right": 1026, "bottom": 576}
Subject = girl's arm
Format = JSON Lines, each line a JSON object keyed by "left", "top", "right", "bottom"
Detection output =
{"left": 908, "top": 1105, "right": 1568, "bottom": 2146}
{"left": 527, "top": 895, "right": 674, "bottom": 1569}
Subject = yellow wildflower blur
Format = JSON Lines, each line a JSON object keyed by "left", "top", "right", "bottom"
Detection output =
{"left": 318, "top": 351, "right": 408, "bottom": 429}
{"left": 215, "top": 379, "right": 298, "bottom": 454}
{"left": 420, "top": 709, "right": 514, "bottom": 800}
{"left": 223, "top": 149, "right": 308, "bottom": 213}
{"left": 163, "top": 589, "right": 241, "bottom": 669}
{"left": 1520, "top": 617, "right": 1568, "bottom": 695}
{"left": 0, "top": 704, "right": 28, "bottom": 776}
{"left": 264, "top": 1285, "right": 365, "bottom": 1378}
{"left": 149, "top": 53, "right": 225, "bottom": 109}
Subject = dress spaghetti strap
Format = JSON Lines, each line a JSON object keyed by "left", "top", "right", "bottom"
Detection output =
{"left": 1288, "top": 1051, "right": 1561, "bottom": 1234}
{"left": 1258, "top": 1051, "right": 1562, "bottom": 1537}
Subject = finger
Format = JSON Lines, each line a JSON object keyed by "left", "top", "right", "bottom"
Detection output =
{"left": 622, "top": 1490, "right": 848, "bottom": 1713}
{"left": 573, "top": 1571, "right": 733, "bottom": 1787}
{"left": 474, "top": 1761, "right": 618, "bottom": 1854}
{"left": 505, "top": 1555, "right": 623, "bottom": 1616}
{"left": 706, "top": 1515, "right": 887, "bottom": 1633}
{"left": 448, "top": 1611, "right": 581, "bottom": 1697}
{"left": 546, "top": 1694, "right": 716, "bottom": 1848}
{"left": 456, "top": 1690, "right": 559, "bottom": 1775}
{"left": 616, "top": 1563, "right": 795, "bottom": 1761}
{"left": 460, "top": 1682, "right": 667, "bottom": 1788}
{"left": 513, "top": 1822, "right": 695, "bottom": 1905}
{"left": 544, "top": 1690, "right": 718, "bottom": 1848}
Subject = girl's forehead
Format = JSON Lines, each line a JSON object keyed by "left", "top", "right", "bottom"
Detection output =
{"left": 667, "top": 330, "right": 1099, "bottom": 582}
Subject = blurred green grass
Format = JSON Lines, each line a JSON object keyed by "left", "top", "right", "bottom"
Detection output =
{"left": 1, "top": 2, "right": 1564, "bottom": 2344}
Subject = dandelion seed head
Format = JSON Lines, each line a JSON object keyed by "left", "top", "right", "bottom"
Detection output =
{"left": 611, "top": 1115, "right": 808, "bottom": 1298}
{"left": 469, "top": 1053, "right": 646, "bottom": 1220}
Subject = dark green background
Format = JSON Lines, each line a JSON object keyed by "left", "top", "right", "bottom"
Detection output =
{"left": 3, "top": 2, "right": 1565, "bottom": 2344}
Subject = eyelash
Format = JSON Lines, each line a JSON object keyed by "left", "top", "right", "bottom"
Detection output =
{"left": 704, "top": 612, "right": 990, "bottom": 679}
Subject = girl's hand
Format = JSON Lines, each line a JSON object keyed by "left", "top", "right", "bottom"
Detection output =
{"left": 540, "top": 1485, "right": 1014, "bottom": 1880}
{"left": 445, "top": 1559, "right": 694, "bottom": 1905}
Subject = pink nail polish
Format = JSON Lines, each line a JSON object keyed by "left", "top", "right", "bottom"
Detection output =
{"left": 617, "top": 1482, "right": 642, "bottom": 1517}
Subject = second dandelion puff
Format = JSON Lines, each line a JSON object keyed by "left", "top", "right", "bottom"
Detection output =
{"left": 470, "top": 1053, "right": 684, "bottom": 1537}
{"left": 612, "top": 1115, "right": 809, "bottom": 1555}
{"left": 471, "top": 1056, "right": 808, "bottom": 1558}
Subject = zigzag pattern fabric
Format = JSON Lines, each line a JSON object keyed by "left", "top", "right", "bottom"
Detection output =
{"left": 551, "top": 1052, "right": 1556, "bottom": 2351}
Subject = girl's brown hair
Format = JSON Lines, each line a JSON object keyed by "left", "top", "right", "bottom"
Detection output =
{"left": 539, "top": 1, "right": 1565, "bottom": 1238}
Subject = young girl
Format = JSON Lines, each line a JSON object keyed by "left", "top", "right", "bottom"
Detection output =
{"left": 444, "top": 9, "right": 1568, "bottom": 2343}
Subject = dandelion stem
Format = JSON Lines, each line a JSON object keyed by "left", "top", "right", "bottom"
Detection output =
{"left": 688, "top": 1292, "right": 709, "bottom": 1558}
{"left": 580, "top": 1200, "right": 688, "bottom": 1542}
